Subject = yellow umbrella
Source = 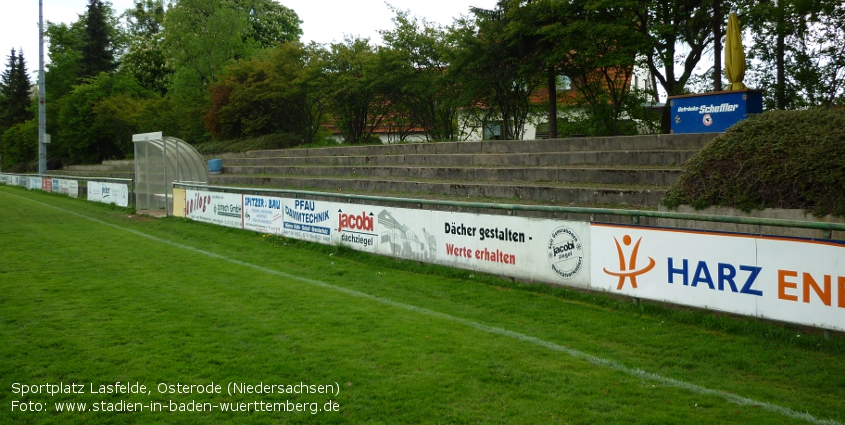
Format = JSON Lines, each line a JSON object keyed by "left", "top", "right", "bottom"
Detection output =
{"left": 725, "top": 12, "right": 747, "bottom": 91}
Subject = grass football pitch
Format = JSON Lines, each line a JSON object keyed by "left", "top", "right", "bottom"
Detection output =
{"left": 1, "top": 185, "right": 843, "bottom": 424}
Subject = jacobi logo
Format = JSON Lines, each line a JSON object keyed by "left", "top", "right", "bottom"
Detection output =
{"left": 186, "top": 193, "right": 212, "bottom": 215}
{"left": 337, "top": 210, "right": 374, "bottom": 232}
{"left": 603, "top": 235, "right": 656, "bottom": 290}
{"left": 547, "top": 226, "right": 584, "bottom": 279}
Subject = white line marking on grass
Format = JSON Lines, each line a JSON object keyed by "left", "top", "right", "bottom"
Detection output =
{"left": 5, "top": 190, "right": 841, "bottom": 425}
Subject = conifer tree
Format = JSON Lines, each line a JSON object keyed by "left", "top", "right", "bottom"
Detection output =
{"left": 0, "top": 48, "right": 33, "bottom": 130}
{"left": 78, "top": 0, "right": 116, "bottom": 79}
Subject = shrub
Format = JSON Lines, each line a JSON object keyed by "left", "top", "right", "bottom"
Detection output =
{"left": 662, "top": 108, "right": 845, "bottom": 217}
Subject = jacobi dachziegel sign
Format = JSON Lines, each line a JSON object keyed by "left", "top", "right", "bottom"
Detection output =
{"left": 591, "top": 224, "right": 845, "bottom": 332}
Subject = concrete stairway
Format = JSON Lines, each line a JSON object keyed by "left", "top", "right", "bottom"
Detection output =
{"left": 45, "top": 134, "right": 716, "bottom": 208}
{"left": 210, "top": 133, "right": 717, "bottom": 208}
{"left": 53, "top": 160, "right": 135, "bottom": 179}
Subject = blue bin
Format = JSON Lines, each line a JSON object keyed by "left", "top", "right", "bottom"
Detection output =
{"left": 208, "top": 159, "right": 222, "bottom": 175}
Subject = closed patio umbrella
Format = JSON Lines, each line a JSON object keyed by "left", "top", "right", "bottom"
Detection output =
{"left": 725, "top": 11, "right": 747, "bottom": 91}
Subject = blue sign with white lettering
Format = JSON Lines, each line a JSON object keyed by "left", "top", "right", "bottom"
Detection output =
{"left": 670, "top": 90, "right": 763, "bottom": 134}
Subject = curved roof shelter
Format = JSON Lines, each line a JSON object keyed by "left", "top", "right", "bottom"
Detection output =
{"left": 133, "top": 133, "right": 208, "bottom": 215}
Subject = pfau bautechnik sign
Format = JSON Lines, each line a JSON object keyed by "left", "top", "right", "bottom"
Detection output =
{"left": 670, "top": 90, "right": 763, "bottom": 134}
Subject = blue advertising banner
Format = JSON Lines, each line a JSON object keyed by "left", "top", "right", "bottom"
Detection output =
{"left": 670, "top": 90, "right": 763, "bottom": 134}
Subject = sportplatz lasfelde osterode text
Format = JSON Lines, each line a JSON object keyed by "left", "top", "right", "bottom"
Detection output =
{"left": 12, "top": 381, "right": 341, "bottom": 397}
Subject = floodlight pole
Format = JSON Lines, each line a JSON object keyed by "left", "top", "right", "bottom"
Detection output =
{"left": 38, "top": 0, "right": 47, "bottom": 175}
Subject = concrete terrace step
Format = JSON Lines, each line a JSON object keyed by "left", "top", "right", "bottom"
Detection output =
{"left": 222, "top": 150, "right": 698, "bottom": 167}
{"left": 241, "top": 133, "right": 717, "bottom": 158}
{"left": 63, "top": 164, "right": 135, "bottom": 172}
{"left": 209, "top": 175, "right": 665, "bottom": 206}
{"left": 48, "top": 170, "right": 135, "bottom": 179}
{"left": 220, "top": 165, "right": 682, "bottom": 186}
{"left": 101, "top": 160, "right": 135, "bottom": 166}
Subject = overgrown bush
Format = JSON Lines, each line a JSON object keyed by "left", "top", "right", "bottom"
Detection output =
{"left": 662, "top": 108, "right": 845, "bottom": 217}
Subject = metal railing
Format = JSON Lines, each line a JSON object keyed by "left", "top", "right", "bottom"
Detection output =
{"left": 173, "top": 182, "right": 845, "bottom": 239}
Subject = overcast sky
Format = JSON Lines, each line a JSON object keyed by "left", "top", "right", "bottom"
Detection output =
{"left": 0, "top": 0, "right": 498, "bottom": 79}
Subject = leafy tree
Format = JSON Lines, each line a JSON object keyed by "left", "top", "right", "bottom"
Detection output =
{"left": 557, "top": 1, "right": 649, "bottom": 135}
{"left": 45, "top": 21, "right": 85, "bottom": 102}
{"left": 242, "top": 0, "right": 303, "bottom": 48}
{"left": 1, "top": 120, "right": 38, "bottom": 171}
{"left": 79, "top": 0, "right": 118, "bottom": 79}
{"left": 204, "top": 42, "right": 326, "bottom": 144}
{"left": 449, "top": 3, "right": 543, "bottom": 141}
{"left": 323, "top": 37, "right": 394, "bottom": 144}
{"left": 634, "top": 0, "right": 714, "bottom": 131}
{"left": 162, "top": 0, "right": 302, "bottom": 141}
{"left": 121, "top": 0, "right": 171, "bottom": 94}
{"left": 380, "top": 9, "right": 461, "bottom": 141}
{"left": 743, "top": 0, "right": 845, "bottom": 109}
{"left": 57, "top": 72, "right": 156, "bottom": 163}
{"left": 505, "top": 0, "right": 650, "bottom": 137}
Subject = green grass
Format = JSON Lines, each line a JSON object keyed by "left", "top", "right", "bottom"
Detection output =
{"left": 1, "top": 185, "right": 844, "bottom": 424}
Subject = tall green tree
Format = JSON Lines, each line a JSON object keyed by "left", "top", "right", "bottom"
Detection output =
{"left": 0, "top": 49, "right": 34, "bottom": 130}
{"left": 634, "top": 0, "right": 713, "bottom": 131}
{"left": 57, "top": 72, "right": 156, "bottom": 163}
{"left": 743, "top": 0, "right": 844, "bottom": 109}
{"left": 122, "top": 0, "right": 171, "bottom": 94}
{"left": 79, "top": 0, "right": 118, "bottom": 79}
{"left": 0, "top": 49, "right": 35, "bottom": 169}
{"left": 450, "top": 2, "right": 543, "bottom": 141}
{"left": 204, "top": 42, "right": 326, "bottom": 144}
{"left": 323, "top": 37, "right": 394, "bottom": 144}
{"left": 380, "top": 9, "right": 461, "bottom": 141}
{"left": 505, "top": 0, "right": 651, "bottom": 137}
{"left": 242, "top": 0, "right": 303, "bottom": 48}
{"left": 45, "top": 21, "right": 85, "bottom": 102}
{"left": 555, "top": 1, "right": 649, "bottom": 136}
{"left": 162, "top": 0, "right": 302, "bottom": 141}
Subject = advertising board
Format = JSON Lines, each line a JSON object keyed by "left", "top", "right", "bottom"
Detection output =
{"left": 282, "top": 198, "right": 332, "bottom": 243}
{"left": 590, "top": 224, "right": 845, "bottom": 331}
{"left": 670, "top": 90, "right": 763, "bottom": 134}
{"left": 87, "top": 182, "right": 129, "bottom": 207}
{"left": 58, "top": 179, "right": 79, "bottom": 198}
{"left": 185, "top": 190, "right": 243, "bottom": 229}
{"left": 244, "top": 194, "right": 284, "bottom": 234}
{"left": 330, "top": 203, "right": 592, "bottom": 288}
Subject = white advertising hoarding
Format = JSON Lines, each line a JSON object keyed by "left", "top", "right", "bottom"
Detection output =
{"left": 58, "top": 179, "right": 79, "bottom": 198}
{"left": 591, "top": 224, "right": 845, "bottom": 331}
{"left": 282, "top": 198, "right": 333, "bottom": 244}
{"left": 328, "top": 203, "right": 592, "bottom": 288}
{"left": 28, "top": 177, "right": 41, "bottom": 190}
{"left": 244, "top": 194, "right": 284, "bottom": 234}
{"left": 185, "top": 190, "right": 243, "bottom": 229}
{"left": 87, "top": 182, "right": 129, "bottom": 207}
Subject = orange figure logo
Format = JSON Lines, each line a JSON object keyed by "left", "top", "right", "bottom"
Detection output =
{"left": 603, "top": 235, "right": 656, "bottom": 290}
